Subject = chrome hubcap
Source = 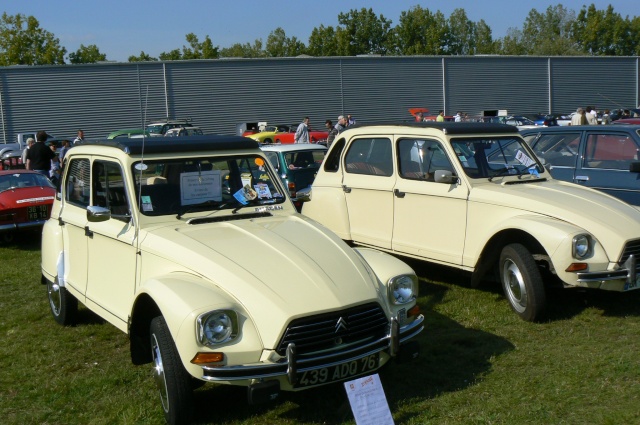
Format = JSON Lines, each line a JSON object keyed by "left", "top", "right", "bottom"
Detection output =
{"left": 502, "top": 259, "right": 528, "bottom": 313}
{"left": 48, "top": 277, "right": 62, "bottom": 316}
{"left": 151, "top": 334, "right": 169, "bottom": 412}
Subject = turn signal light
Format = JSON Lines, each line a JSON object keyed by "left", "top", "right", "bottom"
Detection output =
{"left": 408, "top": 305, "right": 421, "bottom": 317}
{"left": 191, "top": 352, "right": 224, "bottom": 364}
{"left": 566, "top": 263, "right": 588, "bottom": 272}
{"left": 288, "top": 182, "right": 296, "bottom": 197}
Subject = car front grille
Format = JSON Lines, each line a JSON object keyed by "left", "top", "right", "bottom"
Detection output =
{"left": 276, "top": 303, "right": 389, "bottom": 356}
{"left": 619, "top": 239, "right": 640, "bottom": 264}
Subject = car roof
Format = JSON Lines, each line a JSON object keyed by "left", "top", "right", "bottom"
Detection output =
{"left": 347, "top": 122, "right": 517, "bottom": 134}
{"left": 520, "top": 125, "right": 640, "bottom": 134}
{"left": 260, "top": 143, "right": 327, "bottom": 152}
{"left": 0, "top": 169, "right": 42, "bottom": 176}
{"left": 75, "top": 135, "right": 258, "bottom": 155}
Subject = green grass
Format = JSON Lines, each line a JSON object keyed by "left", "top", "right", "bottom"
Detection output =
{"left": 2, "top": 238, "right": 640, "bottom": 424}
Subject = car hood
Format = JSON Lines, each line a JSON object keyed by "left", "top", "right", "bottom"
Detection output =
{"left": 471, "top": 179, "right": 640, "bottom": 256}
{"left": 141, "top": 214, "right": 383, "bottom": 345}
{"left": 0, "top": 186, "right": 55, "bottom": 208}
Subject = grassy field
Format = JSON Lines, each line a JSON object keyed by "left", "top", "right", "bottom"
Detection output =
{"left": 2, "top": 236, "right": 640, "bottom": 424}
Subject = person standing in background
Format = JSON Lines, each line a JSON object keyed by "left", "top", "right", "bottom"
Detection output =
{"left": 73, "top": 129, "right": 84, "bottom": 144}
{"left": 294, "top": 117, "right": 310, "bottom": 144}
{"left": 21, "top": 137, "right": 35, "bottom": 166}
{"left": 26, "top": 131, "right": 55, "bottom": 177}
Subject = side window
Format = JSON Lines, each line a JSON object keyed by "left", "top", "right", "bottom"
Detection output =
{"left": 65, "top": 158, "right": 90, "bottom": 207}
{"left": 398, "top": 138, "right": 453, "bottom": 181}
{"left": 264, "top": 152, "right": 280, "bottom": 172}
{"left": 531, "top": 133, "right": 580, "bottom": 167}
{"left": 344, "top": 138, "right": 393, "bottom": 177}
{"left": 324, "top": 138, "right": 345, "bottom": 172}
{"left": 92, "top": 160, "right": 130, "bottom": 218}
{"left": 583, "top": 134, "right": 639, "bottom": 170}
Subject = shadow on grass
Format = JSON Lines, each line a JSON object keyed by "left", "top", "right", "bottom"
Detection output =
{"left": 1, "top": 232, "right": 42, "bottom": 251}
{"left": 404, "top": 257, "right": 640, "bottom": 322}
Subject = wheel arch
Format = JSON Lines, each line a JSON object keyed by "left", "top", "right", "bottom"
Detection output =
{"left": 471, "top": 229, "right": 547, "bottom": 287}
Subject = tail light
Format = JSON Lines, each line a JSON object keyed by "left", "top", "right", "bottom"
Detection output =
{"left": 288, "top": 182, "right": 296, "bottom": 198}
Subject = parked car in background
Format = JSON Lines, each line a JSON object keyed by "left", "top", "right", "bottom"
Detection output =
{"left": 481, "top": 115, "right": 538, "bottom": 130}
{"left": 1, "top": 150, "right": 24, "bottom": 170}
{"left": 146, "top": 118, "right": 193, "bottom": 136}
{"left": 247, "top": 124, "right": 328, "bottom": 144}
{"left": 261, "top": 143, "right": 327, "bottom": 211}
{"left": 164, "top": 126, "right": 204, "bottom": 137}
{"left": 0, "top": 169, "right": 55, "bottom": 242}
{"left": 521, "top": 125, "right": 640, "bottom": 205}
{"left": 41, "top": 135, "right": 423, "bottom": 424}
{"left": 524, "top": 114, "right": 559, "bottom": 127}
{"left": 107, "top": 129, "right": 150, "bottom": 139}
{"left": 300, "top": 122, "right": 640, "bottom": 322}
{"left": 613, "top": 118, "right": 640, "bottom": 125}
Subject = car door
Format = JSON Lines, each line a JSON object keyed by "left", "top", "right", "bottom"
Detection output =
{"left": 60, "top": 157, "right": 91, "bottom": 297}
{"left": 84, "top": 158, "right": 137, "bottom": 330}
{"left": 341, "top": 137, "right": 395, "bottom": 249}
{"left": 577, "top": 130, "right": 640, "bottom": 205}
{"left": 392, "top": 137, "right": 469, "bottom": 265}
{"left": 528, "top": 130, "right": 581, "bottom": 183}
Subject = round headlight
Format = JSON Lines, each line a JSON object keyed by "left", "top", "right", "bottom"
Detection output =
{"left": 198, "top": 310, "right": 237, "bottom": 346}
{"left": 390, "top": 275, "right": 416, "bottom": 305}
{"left": 573, "top": 235, "right": 590, "bottom": 259}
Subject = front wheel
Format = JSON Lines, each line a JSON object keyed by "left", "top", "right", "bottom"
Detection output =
{"left": 499, "top": 244, "right": 546, "bottom": 322}
{"left": 150, "top": 316, "right": 194, "bottom": 425}
{"left": 47, "top": 276, "right": 78, "bottom": 326}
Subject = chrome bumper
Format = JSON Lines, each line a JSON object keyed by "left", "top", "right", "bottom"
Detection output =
{"left": 201, "top": 314, "right": 424, "bottom": 384}
{"left": 0, "top": 220, "right": 47, "bottom": 232}
{"left": 576, "top": 254, "right": 640, "bottom": 290}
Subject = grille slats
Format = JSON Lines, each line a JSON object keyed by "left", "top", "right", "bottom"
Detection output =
{"left": 619, "top": 240, "right": 640, "bottom": 264}
{"left": 276, "top": 303, "right": 388, "bottom": 356}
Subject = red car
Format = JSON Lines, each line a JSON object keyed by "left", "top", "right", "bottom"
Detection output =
{"left": 272, "top": 124, "right": 329, "bottom": 144}
{"left": 0, "top": 170, "right": 56, "bottom": 242}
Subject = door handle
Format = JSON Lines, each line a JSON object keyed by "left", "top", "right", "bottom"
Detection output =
{"left": 58, "top": 217, "right": 65, "bottom": 226}
{"left": 342, "top": 185, "right": 351, "bottom": 193}
{"left": 394, "top": 189, "right": 405, "bottom": 198}
{"left": 574, "top": 175, "right": 589, "bottom": 182}
{"left": 84, "top": 226, "right": 93, "bottom": 238}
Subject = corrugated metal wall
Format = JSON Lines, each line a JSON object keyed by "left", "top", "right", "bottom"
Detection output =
{"left": 0, "top": 56, "right": 638, "bottom": 144}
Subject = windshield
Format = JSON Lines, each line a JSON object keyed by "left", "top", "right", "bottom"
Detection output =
{"left": 0, "top": 172, "right": 55, "bottom": 192}
{"left": 450, "top": 137, "right": 545, "bottom": 179}
{"left": 146, "top": 125, "right": 164, "bottom": 134}
{"left": 132, "top": 154, "right": 286, "bottom": 216}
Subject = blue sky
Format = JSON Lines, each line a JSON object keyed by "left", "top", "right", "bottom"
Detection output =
{"left": 3, "top": 1, "right": 637, "bottom": 62}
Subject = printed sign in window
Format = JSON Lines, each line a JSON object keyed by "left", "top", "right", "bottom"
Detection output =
{"left": 180, "top": 170, "right": 222, "bottom": 206}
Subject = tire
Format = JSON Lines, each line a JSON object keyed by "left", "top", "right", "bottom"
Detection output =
{"left": 499, "top": 243, "right": 546, "bottom": 322}
{"left": 47, "top": 276, "right": 78, "bottom": 326}
{"left": 150, "top": 316, "right": 194, "bottom": 425}
{"left": 264, "top": 138, "right": 272, "bottom": 144}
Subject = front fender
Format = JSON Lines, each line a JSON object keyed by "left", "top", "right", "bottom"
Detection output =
{"left": 140, "top": 273, "right": 263, "bottom": 377}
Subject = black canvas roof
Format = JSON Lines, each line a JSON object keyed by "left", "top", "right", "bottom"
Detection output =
{"left": 348, "top": 122, "right": 518, "bottom": 135}
{"left": 75, "top": 135, "right": 259, "bottom": 155}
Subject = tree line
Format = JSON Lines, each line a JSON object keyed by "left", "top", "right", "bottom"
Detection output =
{"left": 1, "top": 4, "right": 638, "bottom": 66}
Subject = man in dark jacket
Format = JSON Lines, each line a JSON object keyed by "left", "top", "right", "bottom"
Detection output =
{"left": 26, "top": 130, "right": 55, "bottom": 178}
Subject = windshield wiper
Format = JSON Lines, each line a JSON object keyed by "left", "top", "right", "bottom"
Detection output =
{"left": 488, "top": 166, "right": 522, "bottom": 182}
{"left": 176, "top": 200, "right": 226, "bottom": 219}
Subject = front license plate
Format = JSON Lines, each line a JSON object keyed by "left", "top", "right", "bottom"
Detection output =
{"left": 27, "top": 205, "right": 48, "bottom": 221}
{"left": 295, "top": 353, "right": 379, "bottom": 388}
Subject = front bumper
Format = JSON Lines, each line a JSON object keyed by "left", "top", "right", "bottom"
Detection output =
{"left": 200, "top": 314, "right": 424, "bottom": 387}
{"left": 575, "top": 254, "right": 640, "bottom": 291}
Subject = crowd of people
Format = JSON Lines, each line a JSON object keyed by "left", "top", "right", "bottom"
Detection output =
{"left": 22, "top": 129, "right": 82, "bottom": 185}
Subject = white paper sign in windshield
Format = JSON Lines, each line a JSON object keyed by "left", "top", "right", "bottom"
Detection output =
{"left": 515, "top": 150, "right": 536, "bottom": 168}
{"left": 180, "top": 170, "right": 221, "bottom": 206}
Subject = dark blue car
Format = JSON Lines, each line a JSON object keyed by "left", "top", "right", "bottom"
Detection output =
{"left": 521, "top": 125, "right": 640, "bottom": 205}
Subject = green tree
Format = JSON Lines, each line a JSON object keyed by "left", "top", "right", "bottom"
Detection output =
{"left": 307, "top": 25, "right": 338, "bottom": 56}
{"left": 392, "top": 6, "right": 449, "bottom": 55}
{"left": 0, "top": 12, "right": 66, "bottom": 65}
{"left": 265, "top": 27, "right": 306, "bottom": 57}
{"left": 573, "top": 4, "right": 633, "bottom": 55}
{"left": 475, "top": 19, "right": 497, "bottom": 54}
{"left": 497, "top": 28, "right": 527, "bottom": 55}
{"left": 520, "top": 5, "right": 580, "bottom": 55}
{"left": 159, "top": 33, "right": 219, "bottom": 60}
{"left": 336, "top": 8, "right": 393, "bottom": 55}
{"left": 128, "top": 51, "right": 158, "bottom": 62}
{"left": 68, "top": 44, "right": 107, "bottom": 64}
{"left": 448, "top": 8, "right": 475, "bottom": 55}
{"left": 219, "top": 39, "right": 265, "bottom": 58}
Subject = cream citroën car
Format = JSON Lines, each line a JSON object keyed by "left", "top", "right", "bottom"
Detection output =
{"left": 40, "top": 135, "right": 424, "bottom": 424}
{"left": 300, "top": 122, "right": 640, "bottom": 322}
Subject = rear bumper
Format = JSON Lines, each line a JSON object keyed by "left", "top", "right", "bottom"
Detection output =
{"left": 0, "top": 219, "right": 46, "bottom": 232}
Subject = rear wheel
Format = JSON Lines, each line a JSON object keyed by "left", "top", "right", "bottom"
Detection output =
{"left": 47, "top": 276, "right": 78, "bottom": 326}
{"left": 150, "top": 316, "right": 194, "bottom": 425}
{"left": 499, "top": 244, "right": 546, "bottom": 322}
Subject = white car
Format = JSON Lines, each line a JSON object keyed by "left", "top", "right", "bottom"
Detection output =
{"left": 300, "top": 122, "right": 640, "bottom": 322}
{"left": 40, "top": 135, "right": 423, "bottom": 424}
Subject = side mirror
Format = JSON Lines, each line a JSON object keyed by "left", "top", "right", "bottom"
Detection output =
{"left": 434, "top": 169, "right": 458, "bottom": 184}
{"left": 296, "top": 187, "right": 312, "bottom": 202}
{"left": 630, "top": 161, "right": 640, "bottom": 173}
{"left": 87, "top": 205, "right": 111, "bottom": 222}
